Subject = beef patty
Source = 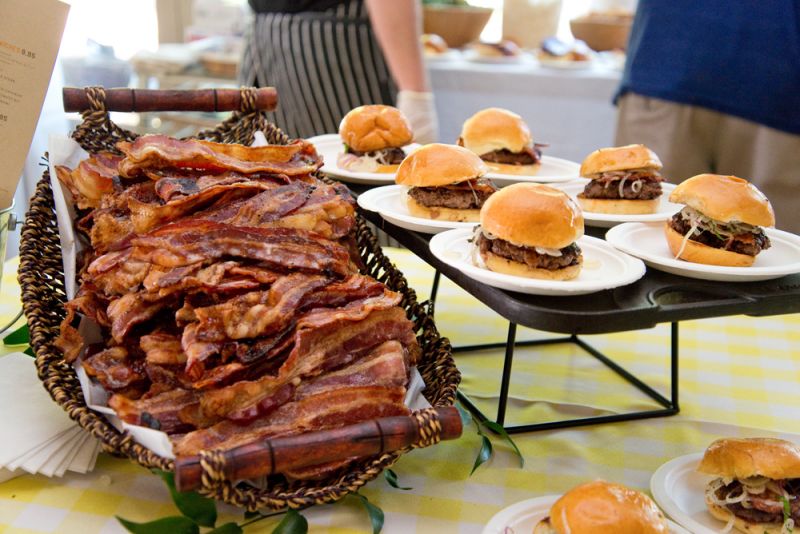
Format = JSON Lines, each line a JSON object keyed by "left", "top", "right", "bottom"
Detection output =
{"left": 582, "top": 171, "right": 663, "bottom": 200}
{"left": 716, "top": 480, "right": 800, "bottom": 525}
{"left": 668, "top": 212, "right": 771, "bottom": 256}
{"left": 347, "top": 146, "right": 406, "bottom": 165}
{"left": 456, "top": 138, "right": 544, "bottom": 165}
{"left": 477, "top": 233, "right": 581, "bottom": 270}
{"left": 408, "top": 179, "right": 496, "bottom": 210}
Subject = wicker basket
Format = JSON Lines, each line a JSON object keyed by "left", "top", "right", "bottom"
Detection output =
{"left": 18, "top": 87, "right": 460, "bottom": 510}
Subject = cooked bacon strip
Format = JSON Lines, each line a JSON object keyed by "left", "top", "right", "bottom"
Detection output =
{"left": 109, "top": 388, "right": 199, "bottom": 434}
{"left": 55, "top": 153, "right": 121, "bottom": 209}
{"left": 130, "top": 220, "right": 356, "bottom": 276}
{"left": 195, "top": 293, "right": 417, "bottom": 424}
{"left": 82, "top": 346, "right": 148, "bottom": 397}
{"left": 195, "top": 181, "right": 356, "bottom": 239}
{"left": 141, "top": 332, "right": 186, "bottom": 365}
{"left": 129, "top": 174, "right": 287, "bottom": 233}
{"left": 117, "top": 135, "right": 321, "bottom": 177}
{"left": 173, "top": 385, "right": 408, "bottom": 456}
{"left": 107, "top": 292, "right": 176, "bottom": 343}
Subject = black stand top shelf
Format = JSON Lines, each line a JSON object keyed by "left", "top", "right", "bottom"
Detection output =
{"left": 352, "top": 187, "right": 800, "bottom": 335}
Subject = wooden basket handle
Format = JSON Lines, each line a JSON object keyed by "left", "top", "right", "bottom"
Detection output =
{"left": 174, "top": 407, "right": 463, "bottom": 492}
{"left": 63, "top": 87, "right": 278, "bottom": 113}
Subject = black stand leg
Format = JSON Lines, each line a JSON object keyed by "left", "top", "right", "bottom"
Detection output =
{"left": 429, "top": 270, "right": 441, "bottom": 310}
{"left": 457, "top": 321, "right": 680, "bottom": 434}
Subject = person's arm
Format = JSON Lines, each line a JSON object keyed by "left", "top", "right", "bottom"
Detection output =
{"left": 365, "top": 0, "right": 428, "bottom": 92}
{"left": 365, "top": 0, "right": 439, "bottom": 143}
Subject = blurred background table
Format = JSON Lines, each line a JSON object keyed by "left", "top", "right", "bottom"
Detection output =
{"left": 429, "top": 57, "right": 621, "bottom": 162}
{"left": 1, "top": 251, "right": 798, "bottom": 533}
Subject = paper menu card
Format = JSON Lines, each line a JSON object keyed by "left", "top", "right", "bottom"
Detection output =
{"left": 0, "top": 0, "right": 69, "bottom": 209}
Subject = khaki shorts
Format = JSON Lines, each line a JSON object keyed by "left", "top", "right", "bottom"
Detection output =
{"left": 615, "top": 92, "right": 800, "bottom": 233}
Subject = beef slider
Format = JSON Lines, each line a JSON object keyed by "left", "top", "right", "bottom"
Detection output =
{"left": 395, "top": 143, "right": 495, "bottom": 223}
{"left": 458, "top": 108, "right": 545, "bottom": 176}
{"left": 477, "top": 183, "right": 584, "bottom": 281}
{"left": 665, "top": 173, "right": 775, "bottom": 267}
{"left": 578, "top": 144, "right": 664, "bottom": 215}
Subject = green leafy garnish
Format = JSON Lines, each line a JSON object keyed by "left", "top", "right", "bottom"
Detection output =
{"left": 471, "top": 432, "right": 493, "bottom": 474}
{"left": 384, "top": 468, "right": 412, "bottom": 490}
{"left": 3, "top": 324, "right": 28, "bottom": 345}
{"left": 481, "top": 420, "right": 524, "bottom": 468}
{"left": 155, "top": 470, "right": 217, "bottom": 528}
{"left": 271, "top": 509, "right": 308, "bottom": 534}
{"left": 116, "top": 516, "right": 199, "bottom": 534}
{"left": 356, "top": 494, "right": 384, "bottom": 534}
{"left": 780, "top": 495, "right": 792, "bottom": 527}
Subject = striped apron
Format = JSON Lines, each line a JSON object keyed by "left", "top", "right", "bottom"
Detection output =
{"left": 240, "top": 0, "right": 397, "bottom": 139}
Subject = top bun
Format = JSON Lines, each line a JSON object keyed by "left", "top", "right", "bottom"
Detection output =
{"left": 460, "top": 108, "right": 532, "bottom": 157}
{"left": 422, "top": 33, "right": 449, "bottom": 55}
{"left": 549, "top": 481, "right": 669, "bottom": 534}
{"left": 580, "top": 144, "right": 662, "bottom": 178}
{"left": 698, "top": 438, "right": 800, "bottom": 480}
{"left": 395, "top": 143, "right": 488, "bottom": 187}
{"left": 669, "top": 174, "right": 775, "bottom": 227}
{"left": 470, "top": 40, "right": 521, "bottom": 58}
{"left": 339, "top": 105, "right": 413, "bottom": 153}
{"left": 480, "top": 183, "right": 583, "bottom": 249}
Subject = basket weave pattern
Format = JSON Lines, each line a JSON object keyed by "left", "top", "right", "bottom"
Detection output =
{"left": 18, "top": 87, "right": 460, "bottom": 510}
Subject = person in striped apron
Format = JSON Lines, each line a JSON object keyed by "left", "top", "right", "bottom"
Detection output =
{"left": 242, "top": 0, "right": 438, "bottom": 143}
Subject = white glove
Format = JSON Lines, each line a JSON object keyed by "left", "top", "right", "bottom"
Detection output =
{"left": 396, "top": 90, "right": 439, "bottom": 144}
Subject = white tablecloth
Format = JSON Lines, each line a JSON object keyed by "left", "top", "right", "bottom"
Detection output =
{"left": 429, "top": 57, "right": 622, "bottom": 163}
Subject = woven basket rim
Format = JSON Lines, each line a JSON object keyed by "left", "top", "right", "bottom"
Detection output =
{"left": 17, "top": 87, "right": 460, "bottom": 510}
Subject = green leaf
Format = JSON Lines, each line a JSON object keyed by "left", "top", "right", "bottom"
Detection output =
{"left": 470, "top": 434, "right": 492, "bottom": 475}
{"left": 384, "top": 469, "right": 412, "bottom": 491}
{"left": 271, "top": 509, "right": 308, "bottom": 534}
{"left": 3, "top": 324, "right": 28, "bottom": 345}
{"left": 116, "top": 515, "right": 199, "bottom": 534}
{"left": 23, "top": 347, "right": 34, "bottom": 357}
{"left": 356, "top": 494, "right": 384, "bottom": 534}
{"left": 481, "top": 420, "right": 524, "bottom": 468}
{"left": 455, "top": 402, "right": 472, "bottom": 428}
{"left": 208, "top": 522, "right": 243, "bottom": 534}
{"left": 155, "top": 470, "right": 217, "bottom": 528}
{"left": 780, "top": 495, "right": 791, "bottom": 524}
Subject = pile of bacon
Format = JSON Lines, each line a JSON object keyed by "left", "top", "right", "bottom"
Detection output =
{"left": 54, "top": 135, "right": 420, "bottom": 479}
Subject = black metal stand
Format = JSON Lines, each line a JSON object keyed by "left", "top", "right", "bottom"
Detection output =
{"left": 429, "top": 271, "right": 680, "bottom": 434}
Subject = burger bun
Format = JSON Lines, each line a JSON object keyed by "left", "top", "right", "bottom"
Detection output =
{"left": 698, "top": 437, "right": 800, "bottom": 479}
{"left": 669, "top": 174, "right": 775, "bottom": 227}
{"left": 395, "top": 143, "right": 487, "bottom": 187}
{"left": 480, "top": 183, "right": 583, "bottom": 249}
{"left": 580, "top": 144, "right": 662, "bottom": 178}
{"left": 484, "top": 161, "right": 540, "bottom": 176}
{"left": 460, "top": 107, "right": 533, "bottom": 157}
{"left": 480, "top": 250, "right": 582, "bottom": 281}
{"left": 406, "top": 196, "right": 480, "bottom": 223}
{"left": 577, "top": 195, "right": 660, "bottom": 215}
{"left": 339, "top": 105, "right": 413, "bottom": 153}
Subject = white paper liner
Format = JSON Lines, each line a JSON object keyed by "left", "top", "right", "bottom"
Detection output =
{"left": 50, "top": 134, "right": 431, "bottom": 461}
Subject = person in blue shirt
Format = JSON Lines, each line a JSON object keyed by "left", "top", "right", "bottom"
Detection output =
{"left": 615, "top": 0, "right": 800, "bottom": 233}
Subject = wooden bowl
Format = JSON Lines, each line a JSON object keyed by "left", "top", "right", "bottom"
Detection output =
{"left": 570, "top": 17, "right": 632, "bottom": 51}
{"left": 423, "top": 5, "right": 493, "bottom": 48}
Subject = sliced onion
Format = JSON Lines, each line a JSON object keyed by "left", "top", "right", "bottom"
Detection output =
{"left": 720, "top": 514, "right": 735, "bottom": 534}
{"left": 534, "top": 246, "right": 563, "bottom": 257}
{"left": 783, "top": 517, "right": 795, "bottom": 534}
{"left": 617, "top": 176, "right": 628, "bottom": 198}
{"left": 674, "top": 218, "right": 700, "bottom": 259}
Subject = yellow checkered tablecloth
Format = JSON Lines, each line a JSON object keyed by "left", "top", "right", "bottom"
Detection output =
{"left": 1, "top": 249, "right": 799, "bottom": 533}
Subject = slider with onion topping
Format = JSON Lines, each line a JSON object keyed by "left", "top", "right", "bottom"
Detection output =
{"left": 338, "top": 105, "right": 413, "bottom": 173}
{"left": 578, "top": 144, "right": 664, "bottom": 214}
{"left": 476, "top": 183, "right": 584, "bottom": 280}
{"left": 698, "top": 437, "right": 800, "bottom": 534}
{"left": 666, "top": 174, "right": 774, "bottom": 267}
{"left": 395, "top": 143, "right": 495, "bottom": 222}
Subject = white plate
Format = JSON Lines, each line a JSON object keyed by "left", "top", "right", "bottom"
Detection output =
{"left": 606, "top": 222, "right": 800, "bottom": 282}
{"left": 650, "top": 453, "right": 724, "bottom": 534}
{"left": 357, "top": 185, "right": 476, "bottom": 234}
{"left": 307, "top": 134, "right": 421, "bottom": 185}
{"left": 551, "top": 178, "right": 682, "bottom": 227}
{"left": 484, "top": 155, "right": 581, "bottom": 185}
{"left": 424, "top": 49, "right": 462, "bottom": 62}
{"left": 463, "top": 50, "right": 534, "bottom": 64}
{"left": 429, "top": 228, "right": 646, "bottom": 296}
{"left": 536, "top": 56, "right": 596, "bottom": 70}
{"left": 483, "top": 494, "right": 690, "bottom": 534}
